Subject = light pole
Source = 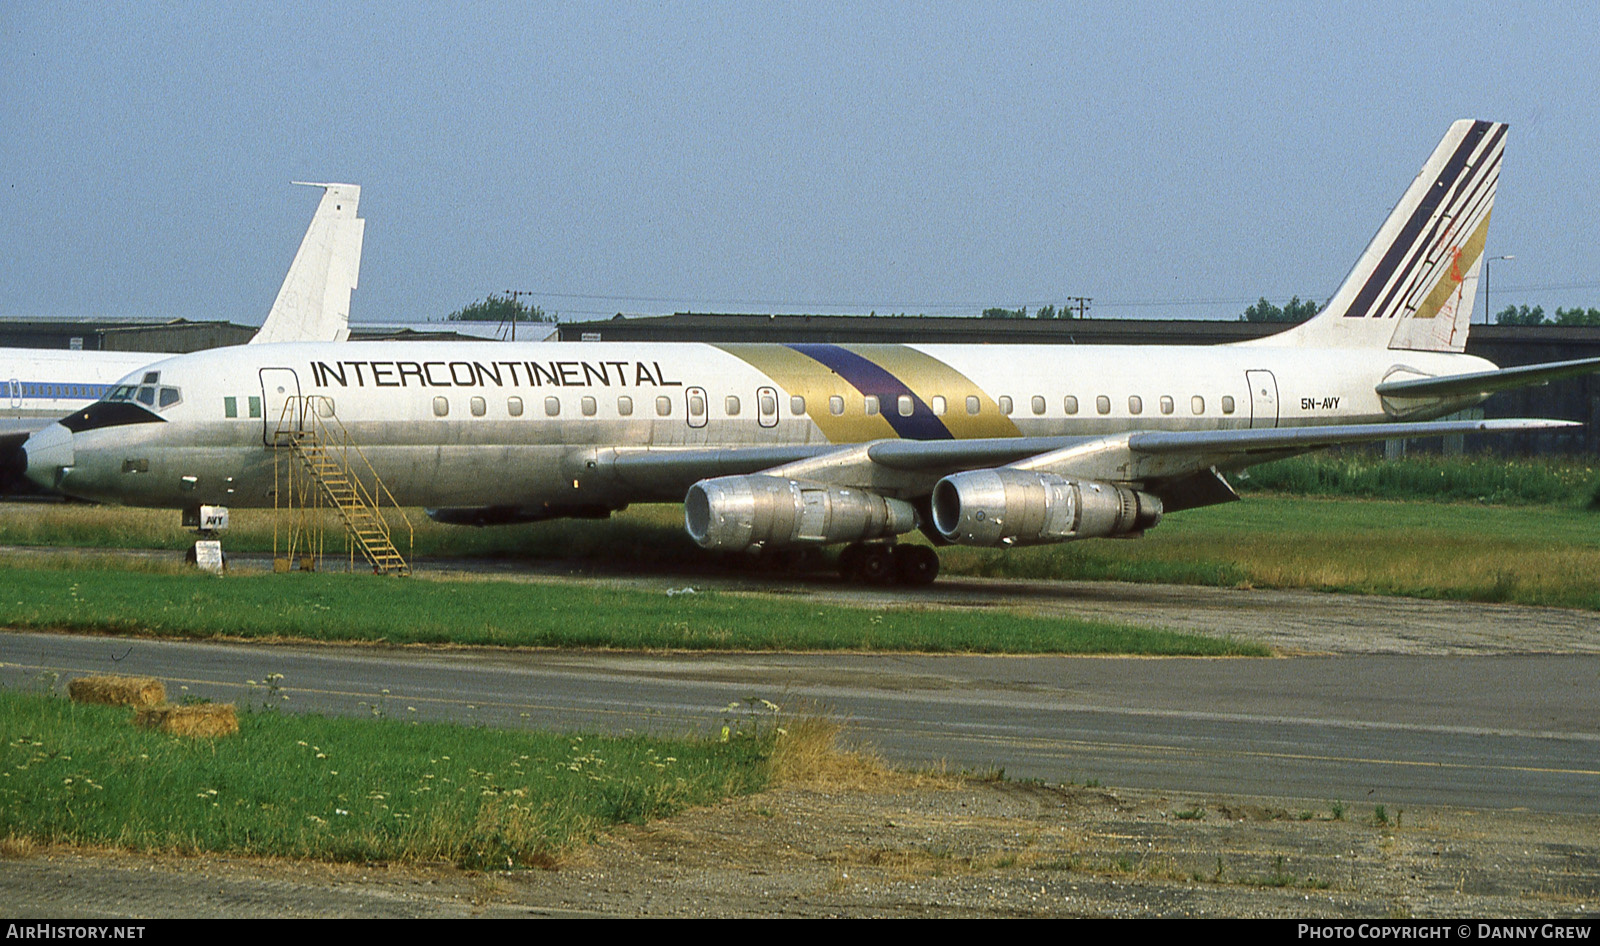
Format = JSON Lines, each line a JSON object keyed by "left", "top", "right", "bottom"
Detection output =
{"left": 1483, "top": 255, "right": 1515, "bottom": 324}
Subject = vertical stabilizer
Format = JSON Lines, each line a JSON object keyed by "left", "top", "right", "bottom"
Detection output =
{"left": 250, "top": 182, "right": 363, "bottom": 344}
{"left": 1244, "top": 120, "right": 1505, "bottom": 352}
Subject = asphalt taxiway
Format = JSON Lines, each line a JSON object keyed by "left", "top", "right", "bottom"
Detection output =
{"left": 5, "top": 615, "right": 1596, "bottom": 812}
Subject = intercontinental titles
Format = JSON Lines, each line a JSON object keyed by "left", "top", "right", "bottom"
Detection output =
{"left": 308, "top": 359, "right": 684, "bottom": 390}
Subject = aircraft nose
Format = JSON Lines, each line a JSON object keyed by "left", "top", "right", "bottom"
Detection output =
{"left": 22, "top": 423, "right": 75, "bottom": 490}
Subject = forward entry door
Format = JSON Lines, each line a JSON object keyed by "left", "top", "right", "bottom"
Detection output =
{"left": 260, "top": 367, "right": 302, "bottom": 445}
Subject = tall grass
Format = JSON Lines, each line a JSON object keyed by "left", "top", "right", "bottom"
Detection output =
{"left": 1234, "top": 453, "right": 1600, "bottom": 507}
{"left": 936, "top": 497, "right": 1600, "bottom": 609}
{"left": 0, "top": 501, "right": 694, "bottom": 560}
{"left": 0, "top": 688, "right": 770, "bottom": 867}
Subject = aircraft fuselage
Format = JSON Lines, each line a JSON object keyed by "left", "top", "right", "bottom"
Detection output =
{"left": 38, "top": 339, "right": 1493, "bottom": 511}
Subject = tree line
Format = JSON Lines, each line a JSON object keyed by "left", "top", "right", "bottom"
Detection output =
{"left": 446, "top": 294, "right": 556, "bottom": 323}
{"left": 1494, "top": 305, "right": 1600, "bottom": 327}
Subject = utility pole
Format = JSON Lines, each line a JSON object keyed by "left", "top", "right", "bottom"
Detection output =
{"left": 1483, "top": 256, "right": 1514, "bottom": 325}
{"left": 502, "top": 289, "right": 540, "bottom": 341}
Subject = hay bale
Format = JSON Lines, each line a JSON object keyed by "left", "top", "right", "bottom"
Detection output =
{"left": 68, "top": 675, "right": 166, "bottom": 709}
{"left": 133, "top": 703, "right": 239, "bottom": 738}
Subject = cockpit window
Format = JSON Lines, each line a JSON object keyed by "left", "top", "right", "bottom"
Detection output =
{"left": 107, "top": 383, "right": 181, "bottom": 411}
{"left": 72, "top": 375, "right": 182, "bottom": 431}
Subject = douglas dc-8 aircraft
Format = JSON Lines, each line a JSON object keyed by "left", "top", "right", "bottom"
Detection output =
{"left": 22, "top": 121, "right": 1600, "bottom": 583}
{"left": 1, "top": 182, "right": 363, "bottom": 437}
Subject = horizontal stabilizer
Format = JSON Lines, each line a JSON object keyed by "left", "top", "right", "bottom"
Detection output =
{"left": 1375, "top": 357, "right": 1600, "bottom": 399}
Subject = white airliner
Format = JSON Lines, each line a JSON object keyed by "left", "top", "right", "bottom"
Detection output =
{"left": 1, "top": 181, "right": 364, "bottom": 437}
{"left": 21, "top": 121, "right": 1600, "bottom": 583}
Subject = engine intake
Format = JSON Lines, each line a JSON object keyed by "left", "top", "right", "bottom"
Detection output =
{"left": 930, "top": 469, "right": 1162, "bottom": 547}
{"left": 685, "top": 475, "right": 917, "bottom": 551}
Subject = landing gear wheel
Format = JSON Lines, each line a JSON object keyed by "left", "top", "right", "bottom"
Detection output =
{"left": 857, "top": 545, "right": 897, "bottom": 585}
{"left": 894, "top": 545, "right": 940, "bottom": 586}
{"left": 838, "top": 543, "right": 865, "bottom": 581}
{"left": 757, "top": 546, "right": 799, "bottom": 572}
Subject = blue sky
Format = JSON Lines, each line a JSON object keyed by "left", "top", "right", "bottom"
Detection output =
{"left": 2, "top": 2, "right": 1595, "bottom": 326}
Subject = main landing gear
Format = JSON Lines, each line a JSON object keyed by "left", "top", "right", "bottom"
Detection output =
{"left": 837, "top": 542, "right": 940, "bottom": 587}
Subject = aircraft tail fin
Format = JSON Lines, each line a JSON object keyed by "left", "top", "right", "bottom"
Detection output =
{"left": 249, "top": 182, "right": 363, "bottom": 345}
{"left": 1244, "top": 120, "right": 1506, "bottom": 353}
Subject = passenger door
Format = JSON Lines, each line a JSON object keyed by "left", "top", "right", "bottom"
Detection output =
{"left": 259, "top": 367, "right": 302, "bottom": 445}
{"left": 1246, "top": 369, "right": 1279, "bottom": 429}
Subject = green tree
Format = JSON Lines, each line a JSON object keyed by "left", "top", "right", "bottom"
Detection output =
{"left": 446, "top": 294, "right": 554, "bottom": 323}
{"left": 1554, "top": 306, "right": 1600, "bottom": 327}
{"left": 1037, "top": 304, "right": 1058, "bottom": 320}
{"left": 982, "top": 306, "right": 1027, "bottom": 320}
{"left": 1495, "top": 304, "right": 1547, "bottom": 326}
{"left": 1240, "top": 296, "right": 1320, "bottom": 323}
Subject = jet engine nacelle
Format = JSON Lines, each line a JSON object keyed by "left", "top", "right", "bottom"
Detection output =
{"left": 930, "top": 469, "right": 1163, "bottom": 547}
{"left": 685, "top": 475, "right": 917, "bottom": 551}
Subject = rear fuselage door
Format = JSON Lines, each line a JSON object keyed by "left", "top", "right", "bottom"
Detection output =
{"left": 260, "top": 367, "right": 302, "bottom": 444}
{"left": 1246, "top": 369, "right": 1279, "bottom": 429}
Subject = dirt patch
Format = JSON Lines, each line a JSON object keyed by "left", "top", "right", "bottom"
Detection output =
{"left": 5, "top": 776, "right": 1596, "bottom": 918}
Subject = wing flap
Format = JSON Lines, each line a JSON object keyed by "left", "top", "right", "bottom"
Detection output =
{"left": 1125, "top": 418, "right": 1578, "bottom": 456}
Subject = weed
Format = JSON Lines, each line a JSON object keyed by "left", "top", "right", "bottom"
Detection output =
{"left": 1329, "top": 800, "right": 1346, "bottom": 821}
{"left": 245, "top": 672, "right": 288, "bottom": 712}
{"left": 1174, "top": 806, "right": 1206, "bottom": 821}
{"left": 0, "top": 688, "right": 771, "bottom": 868}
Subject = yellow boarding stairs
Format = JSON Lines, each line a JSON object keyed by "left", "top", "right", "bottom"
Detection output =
{"left": 272, "top": 396, "right": 413, "bottom": 575}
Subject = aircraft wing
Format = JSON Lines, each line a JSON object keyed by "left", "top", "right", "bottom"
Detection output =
{"left": 602, "top": 417, "right": 1576, "bottom": 502}
{"left": 1121, "top": 417, "right": 1578, "bottom": 456}
{"left": 1375, "top": 357, "right": 1600, "bottom": 398}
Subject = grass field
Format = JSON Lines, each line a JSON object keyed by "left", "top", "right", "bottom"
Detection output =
{"left": 1236, "top": 453, "right": 1600, "bottom": 507}
{"left": 0, "top": 560, "right": 1264, "bottom": 655}
{"left": 937, "top": 497, "right": 1600, "bottom": 609}
{"left": 0, "top": 687, "right": 772, "bottom": 867}
{"left": 3, "top": 454, "right": 1597, "bottom": 612}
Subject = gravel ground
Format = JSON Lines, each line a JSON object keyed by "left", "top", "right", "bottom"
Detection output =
{"left": 4, "top": 774, "right": 1596, "bottom": 918}
{"left": 3, "top": 553, "right": 1597, "bottom": 917}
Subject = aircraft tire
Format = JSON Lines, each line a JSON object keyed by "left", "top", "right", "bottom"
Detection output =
{"left": 894, "top": 545, "right": 940, "bottom": 586}
{"left": 857, "top": 545, "right": 897, "bottom": 585}
{"left": 838, "top": 543, "right": 864, "bottom": 581}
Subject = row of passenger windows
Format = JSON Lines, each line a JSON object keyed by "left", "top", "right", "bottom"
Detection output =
{"left": 5, "top": 382, "right": 112, "bottom": 400}
{"left": 422, "top": 392, "right": 1240, "bottom": 418}
{"left": 854, "top": 393, "right": 1237, "bottom": 417}
{"left": 216, "top": 392, "right": 1240, "bottom": 421}
{"left": 428, "top": 393, "right": 797, "bottom": 418}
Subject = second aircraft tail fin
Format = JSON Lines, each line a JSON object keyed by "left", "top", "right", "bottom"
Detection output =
{"left": 250, "top": 182, "right": 364, "bottom": 345}
{"left": 1245, "top": 120, "right": 1506, "bottom": 353}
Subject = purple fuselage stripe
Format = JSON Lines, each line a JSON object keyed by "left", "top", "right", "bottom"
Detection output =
{"left": 786, "top": 344, "right": 954, "bottom": 440}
